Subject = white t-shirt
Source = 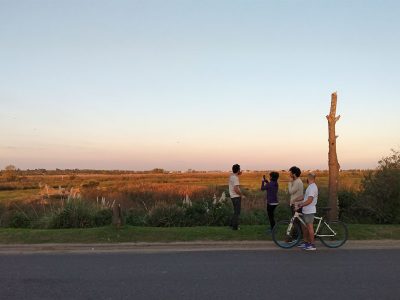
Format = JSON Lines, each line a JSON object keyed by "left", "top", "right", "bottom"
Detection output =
{"left": 229, "top": 174, "right": 240, "bottom": 198}
{"left": 302, "top": 183, "right": 318, "bottom": 214}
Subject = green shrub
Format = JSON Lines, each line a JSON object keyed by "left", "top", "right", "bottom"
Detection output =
{"left": 94, "top": 209, "right": 112, "bottom": 226}
{"left": 316, "top": 186, "right": 329, "bottom": 209}
{"left": 31, "top": 215, "right": 54, "bottom": 229}
{"left": 338, "top": 189, "right": 356, "bottom": 215}
{"left": 49, "top": 200, "right": 95, "bottom": 228}
{"left": 0, "top": 203, "right": 7, "bottom": 226}
{"left": 125, "top": 209, "right": 148, "bottom": 226}
{"left": 183, "top": 201, "right": 209, "bottom": 226}
{"left": 147, "top": 206, "right": 186, "bottom": 227}
{"left": 241, "top": 209, "right": 267, "bottom": 225}
{"left": 9, "top": 211, "right": 31, "bottom": 228}
{"left": 337, "top": 190, "right": 372, "bottom": 223}
{"left": 207, "top": 201, "right": 231, "bottom": 226}
{"left": 274, "top": 205, "right": 291, "bottom": 221}
{"left": 359, "top": 149, "right": 400, "bottom": 224}
{"left": 124, "top": 200, "right": 232, "bottom": 227}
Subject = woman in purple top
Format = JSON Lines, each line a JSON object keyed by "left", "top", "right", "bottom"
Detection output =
{"left": 261, "top": 171, "right": 279, "bottom": 233}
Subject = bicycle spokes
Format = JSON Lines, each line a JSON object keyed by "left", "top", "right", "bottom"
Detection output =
{"left": 317, "top": 221, "right": 348, "bottom": 248}
{"left": 272, "top": 220, "right": 302, "bottom": 249}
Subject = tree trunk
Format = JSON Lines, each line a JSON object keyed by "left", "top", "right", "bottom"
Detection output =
{"left": 112, "top": 203, "right": 123, "bottom": 229}
{"left": 326, "top": 92, "right": 340, "bottom": 221}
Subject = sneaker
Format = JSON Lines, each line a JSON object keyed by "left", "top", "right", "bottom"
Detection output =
{"left": 305, "top": 244, "right": 316, "bottom": 251}
{"left": 297, "top": 242, "right": 307, "bottom": 248}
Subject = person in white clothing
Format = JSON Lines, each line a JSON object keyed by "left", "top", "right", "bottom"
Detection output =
{"left": 294, "top": 173, "right": 318, "bottom": 251}
{"left": 229, "top": 164, "right": 245, "bottom": 230}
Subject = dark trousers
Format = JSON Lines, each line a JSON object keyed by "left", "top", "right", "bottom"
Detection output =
{"left": 267, "top": 204, "right": 277, "bottom": 228}
{"left": 230, "top": 197, "right": 241, "bottom": 230}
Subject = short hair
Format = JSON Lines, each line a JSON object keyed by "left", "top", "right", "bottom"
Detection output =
{"left": 289, "top": 166, "right": 301, "bottom": 178}
{"left": 232, "top": 164, "right": 241, "bottom": 174}
{"left": 270, "top": 171, "right": 279, "bottom": 181}
{"left": 308, "top": 173, "right": 316, "bottom": 180}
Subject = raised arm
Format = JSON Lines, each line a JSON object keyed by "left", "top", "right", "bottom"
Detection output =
{"left": 261, "top": 180, "right": 270, "bottom": 191}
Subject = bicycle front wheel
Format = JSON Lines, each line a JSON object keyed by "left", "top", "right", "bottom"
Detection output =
{"left": 272, "top": 220, "right": 302, "bottom": 249}
{"left": 318, "top": 220, "right": 348, "bottom": 248}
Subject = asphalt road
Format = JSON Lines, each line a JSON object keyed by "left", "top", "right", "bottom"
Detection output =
{"left": 1, "top": 249, "right": 399, "bottom": 300}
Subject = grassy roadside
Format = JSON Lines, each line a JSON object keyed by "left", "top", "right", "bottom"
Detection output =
{"left": 0, "top": 224, "right": 399, "bottom": 244}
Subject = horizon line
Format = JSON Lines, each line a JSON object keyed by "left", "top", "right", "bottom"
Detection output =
{"left": 5, "top": 168, "right": 375, "bottom": 173}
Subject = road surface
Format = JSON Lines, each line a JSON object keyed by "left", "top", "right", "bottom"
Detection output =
{"left": 1, "top": 249, "right": 399, "bottom": 300}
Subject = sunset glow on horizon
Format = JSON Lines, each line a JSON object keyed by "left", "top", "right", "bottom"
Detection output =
{"left": 1, "top": 1, "right": 399, "bottom": 171}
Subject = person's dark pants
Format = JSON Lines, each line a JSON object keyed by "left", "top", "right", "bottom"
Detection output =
{"left": 230, "top": 197, "right": 241, "bottom": 230}
{"left": 267, "top": 204, "right": 277, "bottom": 228}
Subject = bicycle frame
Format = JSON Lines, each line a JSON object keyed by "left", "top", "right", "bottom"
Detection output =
{"left": 286, "top": 212, "right": 337, "bottom": 238}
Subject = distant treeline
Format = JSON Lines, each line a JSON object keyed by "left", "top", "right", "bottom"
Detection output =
{"left": 2, "top": 168, "right": 182, "bottom": 176}
{"left": 1, "top": 168, "right": 371, "bottom": 176}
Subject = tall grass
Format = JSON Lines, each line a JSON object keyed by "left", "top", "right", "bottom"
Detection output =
{"left": 0, "top": 170, "right": 372, "bottom": 228}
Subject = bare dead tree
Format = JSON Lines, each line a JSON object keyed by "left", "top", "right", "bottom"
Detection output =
{"left": 326, "top": 92, "right": 341, "bottom": 220}
{"left": 112, "top": 203, "right": 123, "bottom": 229}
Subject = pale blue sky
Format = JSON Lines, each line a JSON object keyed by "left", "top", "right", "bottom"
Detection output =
{"left": 1, "top": 0, "right": 399, "bottom": 170}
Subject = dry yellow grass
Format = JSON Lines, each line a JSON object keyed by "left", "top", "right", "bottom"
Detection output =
{"left": 0, "top": 171, "right": 366, "bottom": 212}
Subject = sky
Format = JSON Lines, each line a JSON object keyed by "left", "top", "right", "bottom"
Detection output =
{"left": 1, "top": 0, "right": 399, "bottom": 171}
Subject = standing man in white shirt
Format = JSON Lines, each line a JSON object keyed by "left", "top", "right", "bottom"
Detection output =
{"left": 294, "top": 173, "right": 318, "bottom": 251}
{"left": 229, "top": 164, "right": 245, "bottom": 230}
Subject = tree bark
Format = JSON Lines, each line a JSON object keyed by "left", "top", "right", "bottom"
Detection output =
{"left": 112, "top": 203, "right": 123, "bottom": 229}
{"left": 326, "top": 92, "right": 340, "bottom": 221}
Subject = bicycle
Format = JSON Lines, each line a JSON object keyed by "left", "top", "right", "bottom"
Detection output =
{"left": 272, "top": 207, "right": 348, "bottom": 249}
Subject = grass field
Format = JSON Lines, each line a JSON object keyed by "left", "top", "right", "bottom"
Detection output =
{"left": 0, "top": 170, "right": 374, "bottom": 232}
{"left": 0, "top": 170, "right": 366, "bottom": 208}
{"left": 0, "top": 224, "right": 398, "bottom": 244}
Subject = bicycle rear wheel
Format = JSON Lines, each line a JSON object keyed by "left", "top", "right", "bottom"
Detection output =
{"left": 272, "top": 220, "right": 302, "bottom": 249}
{"left": 318, "top": 220, "right": 348, "bottom": 248}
